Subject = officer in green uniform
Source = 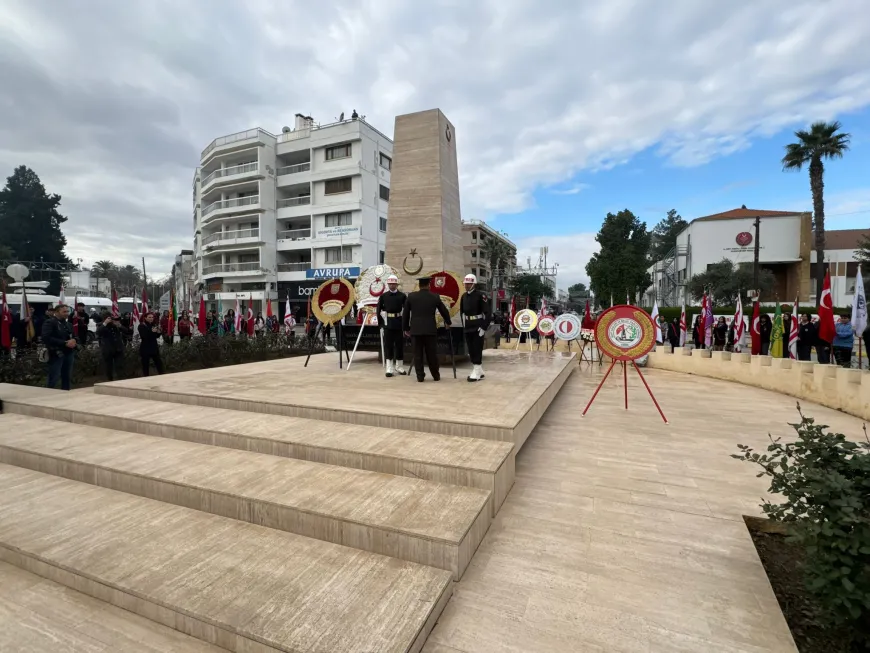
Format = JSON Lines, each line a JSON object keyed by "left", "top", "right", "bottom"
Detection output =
{"left": 460, "top": 273, "right": 491, "bottom": 381}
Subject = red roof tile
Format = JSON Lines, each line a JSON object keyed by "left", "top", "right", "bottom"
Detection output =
{"left": 692, "top": 208, "right": 805, "bottom": 222}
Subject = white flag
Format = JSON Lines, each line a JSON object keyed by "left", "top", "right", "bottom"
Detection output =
{"left": 284, "top": 293, "right": 295, "bottom": 330}
{"left": 733, "top": 295, "right": 744, "bottom": 353}
{"left": 851, "top": 265, "right": 867, "bottom": 336}
{"left": 650, "top": 300, "right": 661, "bottom": 343}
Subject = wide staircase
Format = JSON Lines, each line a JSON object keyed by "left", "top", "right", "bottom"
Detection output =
{"left": 0, "top": 382, "right": 516, "bottom": 653}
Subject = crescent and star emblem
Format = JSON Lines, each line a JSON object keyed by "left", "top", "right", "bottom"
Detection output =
{"left": 820, "top": 288, "right": 832, "bottom": 309}
{"left": 402, "top": 248, "right": 424, "bottom": 275}
{"left": 752, "top": 317, "right": 760, "bottom": 334}
{"left": 369, "top": 277, "right": 385, "bottom": 297}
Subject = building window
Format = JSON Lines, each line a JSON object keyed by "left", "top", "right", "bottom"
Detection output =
{"left": 379, "top": 217, "right": 387, "bottom": 232}
{"left": 379, "top": 153, "right": 392, "bottom": 170}
{"left": 379, "top": 250, "right": 385, "bottom": 264}
{"left": 325, "top": 177, "right": 352, "bottom": 195}
{"left": 325, "top": 246, "right": 353, "bottom": 263}
{"left": 325, "top": 143, "right": 352, "bottom": 161}
{"left": 471, "top": 267, "right": 477, "bottom": 276}
{"left": 471, "top": 231, "right": 477, "bottom": 241}
{"left": 379, "top": 184, "right": 390, "bottom": 201}
{"left": 325, "top": 212, "right": 352, "bottom": 227}
{"left": 471, "top": 249, "right": 477, "bottom": 258}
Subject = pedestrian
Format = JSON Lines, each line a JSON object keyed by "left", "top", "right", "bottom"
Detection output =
{"left": 97, "top": 310, "right": 130, "bottom": 381}
{"left": 460, "top": 273, "right": 490, "bottom": 382}
{"left": 781, "top": 310, "right": 793, "bottom": 358}
{"left": 177, "top": 310, "right": 192, "bottom": 341}
{"left": 402, "top": 276, "right": 452, "bottom": 382}
{"left": 41, "top": 303, "right": 77, "bottom": 391}
{"left": 254, "top": 312, "right": 265, "bottom": 337}
{"left": 667, "top": 317, "right": 680, "bottom": 350}
{"left": 224, "top": 309, "right": 235, "bottom": 335}
{"left": 692, "top": 316, "right": 702, "bottom": 349}
{"left": 759, "top": 314, "right": 772, "bottom": 355}
{"left": 206, "top": 310, "right": 219, "bottom": 335}
{"left": 159, "top": 310, "right": 173, "bottom": 345}
{"left": 713, "top": 316, "right": 727, "bottom": 351}
{"left": 797, "top": 313, "right": 815, "bottom": 361}
{"left": 72, "top": 302, "right": 90, "bottom": 346}
{"left": 138, "top": 311, "right": 165, "bottom": 376}
{"left": 833, "top": 314, "right": 854, "bottom": 367}
{"left": 377, "top": 274, "right": 407, "bottom": 377}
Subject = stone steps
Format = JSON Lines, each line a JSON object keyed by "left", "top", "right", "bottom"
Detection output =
{"left": 0, "top": 383, "right": 513, "bottom": 516}
{"left": 0, "top": 464, "right": 453, "bottom": 653}
{"left": 0, "top": 414, "right": 490, "bottom": 580}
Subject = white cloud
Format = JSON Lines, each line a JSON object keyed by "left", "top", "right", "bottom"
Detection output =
{"left": 1, "top": 0, "right": 869, "bottom": 274}
{"left": 550, "top": 183, "right": 591, "bottom": 196}
{"left": 515, "top": 233, "right": 599, "bottom": 291}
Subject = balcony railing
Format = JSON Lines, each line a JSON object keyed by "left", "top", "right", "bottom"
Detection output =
{"left": 278, "top": 128, "right": 311, "bottom": 143}
{"left": 201, "top": 129, "right": 266, "bottom": 160}
{"left": 202, "top": 195, "right": 259, "bottom": 217}
{"left": 202, "top": 262, "right": 261, "bottom": 275}
{"left": 202, "top": 229, "right": 260, "bottom": 246}
{"left": 276, "top": 162, "right": 311, "bottom": 176}
{"left": 201, "top": 162, "right": 259, "bottom": 187}
{"left": 277, "top": 262, "right": 312, "bottom": 272}
{"left": 277, "top": 228, "right": 311, "bottom": 241}
{"left": 276, "top": 196, "right": 311, "bottom": 208}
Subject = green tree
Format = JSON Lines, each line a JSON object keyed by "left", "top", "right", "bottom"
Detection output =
{"left": 568, "top": 282, "right": 587, "bottom": 294}
{"left": 687, "top": 259, "right": 775, "bottom": 306}
{"left": 782, "top": 121, "right": 850, "bottom": 305}
{"left": 649, "top": 209, "right": 688, "bottom": 262}
{"left": 480, "top": 236, "right": 512, "bottom": 291}
{"left": 0, "top": 166, "right": 69, "bottom": 263}
{"left": 585, "top": 209, "right": 652, "bottom": 306}
{"left": 91, "top": 260, "right": 116, "bottom": 279}
{"left": 115, "top": 264, "right": 143, "bottom": 296}
{"left": 509, "top": 274, "right": 551, "bottom": 307}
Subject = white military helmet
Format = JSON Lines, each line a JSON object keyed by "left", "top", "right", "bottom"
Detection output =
{"left": 386, "top": 274, "right": 399, "bottom": 284}
{"left": 464, "top": 274, "right": 477, "bottom": 284}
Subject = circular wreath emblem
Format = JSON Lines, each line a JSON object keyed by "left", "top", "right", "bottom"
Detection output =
{"left": 414, "top": 270, "right": 463, "bottom": 318}
{"left": 311, "top": 277, "right": 355, "bottom": 325}
{"left": 354, "top": 264, "right": 401, "bottom": 307}
{"left": 537, "top": 315, "right": 556, "bottom": 337}
{"left": 513, "top": 308, "right": 538, "bottom": 333}
{"left": 594, "top": 305, "right": 655, "bottom": 361}
{"left": 735, "top": 231, "right": 752, "bottom": 247}
{"left": 553, "top": 313, "right": 582, "bottom": 341}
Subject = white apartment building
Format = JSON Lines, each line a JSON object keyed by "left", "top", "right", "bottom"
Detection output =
{"left": 172, "top": 250, "right": 195, "bottom": 311}
{"left": 193, "top": 113, "right": 393, "bottom": 315}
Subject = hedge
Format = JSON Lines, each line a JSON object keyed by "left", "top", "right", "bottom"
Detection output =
{"left": 0, "top": 332, "right": 325, "bottom": 388}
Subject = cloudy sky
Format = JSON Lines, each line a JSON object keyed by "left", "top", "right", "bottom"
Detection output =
{"left": 2, "top": 0, "right": 869, "bottom": 288}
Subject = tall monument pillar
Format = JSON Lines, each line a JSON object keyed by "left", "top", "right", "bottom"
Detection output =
{"left": 385, "top": 109, "right": 465, "bottom": 276}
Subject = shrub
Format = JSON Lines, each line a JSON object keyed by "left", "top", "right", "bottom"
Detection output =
{"left": 0, "top": 332, "right": 324, "bottom": 387}
{"left": 733, "top": 405, "right": 870, "bottom": 644}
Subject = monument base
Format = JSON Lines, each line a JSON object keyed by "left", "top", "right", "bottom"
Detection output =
{"left": 341, "top": 325, "right": 472, "bottom": 363}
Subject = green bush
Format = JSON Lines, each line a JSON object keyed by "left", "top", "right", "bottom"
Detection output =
{"left": 0, "top": 332, "right": 324, "bottom": 387}
{"left": 733, "top": 406, "right": 870, "bottom": 644}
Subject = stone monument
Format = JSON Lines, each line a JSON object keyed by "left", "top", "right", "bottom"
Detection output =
{"left": 385, "top": 109, "right": 465, "bottom": 276}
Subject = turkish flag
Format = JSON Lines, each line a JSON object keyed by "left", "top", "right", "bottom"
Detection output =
{"left": 750, "top": 301, "right": 761, "bottom": 355}
{"left": 582, "top": 300, "right": 594, "bottom": 329}
{"left": 246, "top": 293, "right": 255, "bottom": 336}
{"left": 817, "top": 271, "right": 836, "bottom": 343}
{"left": 198, "top": 295, "right": 206, "bottom": 335}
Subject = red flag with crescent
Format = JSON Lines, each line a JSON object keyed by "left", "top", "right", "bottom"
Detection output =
{"left": 750, "top": 300, "right": 761, "bottom": 355}
{"left": 817, "top": 271, "right": 835, "bottom": 343}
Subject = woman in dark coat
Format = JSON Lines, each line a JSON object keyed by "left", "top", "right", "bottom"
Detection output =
{"left": 797, "top": 314, "right": 816, "bottom": 361}
{"left": 692, "top": 316, "right": 702, "bottom": 349}
{"left": 713, "top": 316, "right": 728, "bottom": 351}
{"left": 138, "top": 312, "right": 164, "bottom": 376}
{"left": 667, "top": 317, "right": 680, "bottom": 349}
{"left": 758, "top": 314, "right": 772, "bottom": 355}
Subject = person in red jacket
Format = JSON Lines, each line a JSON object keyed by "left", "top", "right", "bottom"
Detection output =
{"left": 177, "top": 310, "right": 192, "bottom": 340}
{"left": 159, "top": 310, "right": 172, "bottom": 346}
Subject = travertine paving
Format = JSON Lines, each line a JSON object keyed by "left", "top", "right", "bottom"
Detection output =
{"left": 0, "top": 415, "right": 490, "bottom": 579}
{"left": 420, "top": 366, "right": 850, "bottom": 652}
{"left": 0, "top": 464, "right": 453, "bottom": 653}
{"left": 93, "top": 351, "right": 574, "bottom": 446}
{"left": 0, "top": 383, "right": 514, "bottom": 514}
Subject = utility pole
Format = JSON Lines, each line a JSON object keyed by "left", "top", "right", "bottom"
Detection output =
{"left": 752, "top": 216, "right": 761, "bottom": 291}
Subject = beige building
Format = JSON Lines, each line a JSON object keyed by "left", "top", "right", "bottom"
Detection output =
{"left": 461, "top": 219, "right": 517, "bottom": 311}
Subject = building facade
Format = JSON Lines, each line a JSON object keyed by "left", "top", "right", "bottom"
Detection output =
{"left": 461, "top": 219, "right": 517, "bottom": 312}
{"left": 172, "top": 250, "right": 195, "bottom": 312}
{"left": 193, "top": 114, "right": 393, "bottom": 315}
{"left": 645, "top": 207, "right": 867, "bottom": 308}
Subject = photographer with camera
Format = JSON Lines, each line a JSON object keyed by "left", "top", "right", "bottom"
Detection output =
{"left": 41, "top": 304, "right": 77, "bottom": 391}
{"left": 97, "top": 310, "right": 132, "bottom": 381}
{"left": 138, "top": 312, "right": 165, "bottom": 376}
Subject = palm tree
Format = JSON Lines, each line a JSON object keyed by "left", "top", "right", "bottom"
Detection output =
{"left": 782, "top": 121, "right": 850, "bottom": 305}
{"left": 91, "top": 259, "right": 116, "bottom": 278}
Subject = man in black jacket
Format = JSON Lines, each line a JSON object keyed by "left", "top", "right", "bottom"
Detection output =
{"left": 41, "top": 304, "right": 77, "bottom": 390}
{"left": 460, "top": 273, "right": 491, "bottom": 382}
{"left": 97, "top": 310, "right": 131, "bottom": 381}
{"left": 402, "top": 277, "right": 451, "bottom": 382}
{"left": 72, "top": 302, "right": 90, "bottom": 345}
{"left": 377, "top": 274, "right": 407, "bottom": 377}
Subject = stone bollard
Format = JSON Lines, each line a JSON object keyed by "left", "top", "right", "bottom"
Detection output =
{"left": 691, "top": 348, "right": 711, "bottom": 359}
{"left": 731, "top": 352, "right": 751, "bottom": 364}
{"left": 675, "top": 346, "right": 692, "bottom": 356}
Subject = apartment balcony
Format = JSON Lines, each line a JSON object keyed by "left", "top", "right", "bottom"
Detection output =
{"left": 202, "top": 195, "right": 261, "bottom": 222}
{"left": 276, "top": 195, "right": 311, "bottom": 220}
{"left": 201, "top": 128, "right": 271, "bottom": 163}
{"left": 276, "top": 162, "right": 311, "bottom": 187}
{"left": 276, "top": 228, "right": 312, "bottom": 251}
{"left": 201, "top": 162, "right": 260, "bottom": 191}
{"left": 202, "top": 262, "right": 263, "bottom": 278}
{"left": 276, "top": 261, "right": 312, "bottom": 282}
{"left": 202, "top": 228, "right": 263, "bottom": 250}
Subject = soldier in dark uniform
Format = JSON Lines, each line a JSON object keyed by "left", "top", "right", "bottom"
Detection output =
{"left": 377, "top": 274, "right": 407, "bottom": 377}
{"left": 460, "top": 273, "right": 491, "bottom": 382}
{"left": 402, "top": 277, "right": 452, "bottom": 382}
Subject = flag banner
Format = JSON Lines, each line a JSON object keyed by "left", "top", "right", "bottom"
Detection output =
{"left": 582, "top": 300, "right": 594, "bottom": 329}
{"left": 679, "top": 302, "right": 687, "bottom": 347}
{"left": 246, "top": 294, "right": 255, "bottom": 336}
{"left": 22, "top": 289, "right": 35, "bottom": 342}
{"left": 198, "top": 295, "right": 206, "bottom": 335}
{"left": 851, "top": 265, "right": 867, "bottom": 335}
{"left": 703, "top": 293, "right": 714, "bottom": 348}
{"left": 650, "top": 300, "right": 661, "bottom": 343}
{"left": 111, "top": 288, "right": 120, "bottom": 318}
{"left": 750, "top": 301, "right": 761, "bottom": 355}
{"left": 733, "top": 295, "right": 744, "bottom": 353}
{"left": 1, "top": 283, "right": 12, "bottom": 349}
{"left": 131, "top": 288, "right": 140, "bottom": 338}
{"left": 233, "top": 297, "right": 241, "bottom": 333}
{"left": 770, "top": 302, "right": 783, "bottom": 358}
{"left": 789, "top": 297, "right": 799, "bottom": 359}
{"left": 169, "top": 289, "right": 177, "bottom": 336}
{"left": 284, "top": 293, "right": 295, "bottom": 330}
{"left": 817, "top": 271, "right": 836, "bottom": 344}
{"left": 141, "top": 287, "right": 149, "bottom": 316}
{"left": 217, "top": 297, "right": 225, "bottom": 336}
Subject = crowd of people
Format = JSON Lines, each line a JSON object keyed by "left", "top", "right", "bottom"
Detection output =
{"left": 657, "top": 312, "right": 870, "bottom": 367}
